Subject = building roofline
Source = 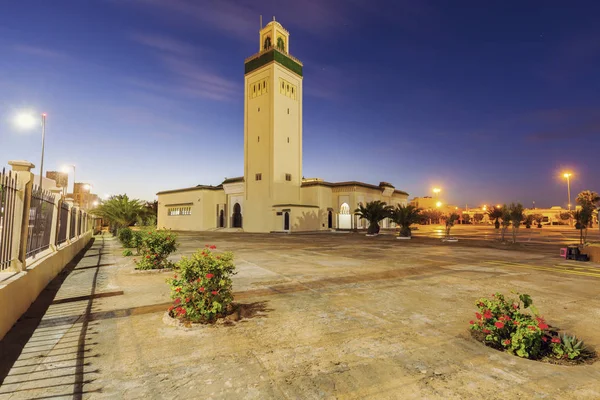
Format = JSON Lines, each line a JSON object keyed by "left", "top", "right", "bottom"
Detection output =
{"left": 301, "top": 180, "right": 409, "bottom": 196}
{"left": 156, "top": 185, "right": 223, "bottom": 196}
{"left": 222, "top": 176, "right": 244, "bottom": 184}
{"left": 272, "top": 203, "right": 320, "bottom": 208}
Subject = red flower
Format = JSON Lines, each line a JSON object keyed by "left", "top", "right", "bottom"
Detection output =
{"left": 173, "top": 274, "right": 177, "bottom": 279}
{"left": 206, "top": 273, "right": 214, "bottom": 279}
{"left": 205, "top": 245, "right": 210, "bottom": 248}
{"left": 469, "top": 320, "right": 475, "bottom": 325}
{"left": 514, "top": 321, "right": 520, "bottom": 326}
{"left": 216, "top": 256, "right": 221, "bottom": 260}
{"left": 211, "top": 290, "right": 218, "bottom": 295}
{"left": 495, "top": 321, "right": 505, "bottom": 329}
{"left": 185, "top": 297, "right": 191, "bottom": 303}
{"left": 538, "top": 322, "right": 549, "bottom": 330}
{"left": 210, "top": 245, "right": 217, "bottom": 249}
{"left": 542, "top": 336, "right": 548, "bottom": 342}
{"left": 174, "top": 298, "right": 181, "bottom": 304}
{"left": 175, "top": 287, "right": 181, "bottom": 293}
{"left": 146, "top": 255, "right": 150, "bottom": 259}
{"left": 475, "top": 312, "right": 482, "bottom": 320}
{"left": 180, "top": 308, "right": 187, "bottom": 315}
{"left": 198, "top": 287, "right": 205, "bottom": 292}
{"left": 483, "top": 310, "right": 492, "bottom": 319}
{"left": 168, "top": 305, "right": 174, "bottom": 312}
{"left": 196, "top": 278, "right": 201, "bottom": 283}
{"left": 551, "top": 337, "right": 561, "bottom": 344}
{"left": 528, "top": 325, "right": 536, "bottom": 331}
{"left": 503, "top": 339, "right": 511, "bottom": 345}
{"left": 512, "top": 303, "right": 518, "bottom": 310}
{"left": 482, "top": 329, "right": 491, "bottom": 334}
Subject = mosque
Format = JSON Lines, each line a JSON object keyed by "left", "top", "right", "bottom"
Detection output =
{"left": 157, "top": 19, "right": 409, "bottom": 233}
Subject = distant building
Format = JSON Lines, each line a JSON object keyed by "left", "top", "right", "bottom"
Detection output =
{"left": 45, "top": 171, "right": 68, "bottom": 194}
{"left": 68, "top": 182, "right": 98, "bottom": 210}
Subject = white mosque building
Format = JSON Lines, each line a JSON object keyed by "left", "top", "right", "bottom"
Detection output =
{"left": 157, "top": 19, "right": 409, "bottom": 233}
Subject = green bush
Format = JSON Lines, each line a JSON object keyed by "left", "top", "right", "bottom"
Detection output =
{"left": 134, "top": 229, "right": 178, "bottom": 270}
{"left": 130, "top": 230, "right": 144, "bottom": 253}
{"left": 117, "top": 227, "right": 133, "bottom": 247}
{"left": 122, "top": 249, "right": 133, "bottom": 257}
{"left": 166, "top": 245, "right": 236, "bottom": 323}
{"left": 470, "top": 292, "right": 594, "bottom": 361}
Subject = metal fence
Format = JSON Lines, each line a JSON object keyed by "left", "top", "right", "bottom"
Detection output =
{"left": 69, "top": 207, "right": 76, "bottom": 240}
{"left": 26, "top": 185, "right": 56, "bottom": 258}
{"left": 0, "top": 168, "right": 19, "bottom": 271}
{"left": 77, "top": 210, "right": 83, "bottom": 236}
{"left": 57, "top": 202, "right": 69, "bottom": 245}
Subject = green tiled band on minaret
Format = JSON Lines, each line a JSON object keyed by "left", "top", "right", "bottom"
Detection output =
{"left": 245, "top": 49, "right": 303, "bottom": 76}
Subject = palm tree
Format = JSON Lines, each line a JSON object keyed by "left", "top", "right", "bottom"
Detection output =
{"left": 92, "top": 194, "right": 144, "bottom": 234}
{"left": 572, "top": 208, "right": 594, "bottom": 245}
{"left": 487, "top": 207, "right": 503, "bottom": 229}
{"left": 576, "top": 190, "right": 600, "bottom": 232}
{"left": 354, "top": 200, "right": 392, "bottom": 235}
{"left": 390, "top": 204, "right": 422, "bottom": 238}
{"left": 509, "top": 203, "right": 525, "bottom": 243}
{"left": 445, "top": 213, "right": 460, "bottom": 237}
{"left": 500, "top": 205, "right": 511, "bottom": 242}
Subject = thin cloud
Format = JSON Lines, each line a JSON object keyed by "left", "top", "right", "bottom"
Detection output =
{"left": 13, "top": 45, "right": 69, "bottom": 59}
{"left": 129, "top": 32, "right": 202, "bottom": 56}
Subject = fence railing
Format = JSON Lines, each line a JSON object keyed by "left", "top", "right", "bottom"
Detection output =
{"left": 57, "top": 202, "right": 69, "bottom": 245}
{"left": 26, "top": 186, "right": 56, "bottom": 258}
{"left": 0, "top": 168, "right": 19, "bottom": 271}
{"left": 0, "top": 160, "right": 96, "bottom": 273}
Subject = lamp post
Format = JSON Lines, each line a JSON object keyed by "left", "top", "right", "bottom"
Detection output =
{"left": 563, "top": 173, "right": 572, "bottom": 210}
{"left": 433, "top": 188, "right": 441, "bottom": 198}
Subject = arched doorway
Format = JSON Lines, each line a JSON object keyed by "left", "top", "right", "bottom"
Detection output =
{"left": 283, "top": 212, "right": 290, "bottom": 231}
{"left": 232, "top": 203, "right": 242, "bottom": 228}
{"left": 328, "top": 211, "right": 333, "bottom": 229}
{"left": 219, "top": 209, "right": 224, "bottom": 228}
{"left": 338, "top": 203, "right": 351, "bottom": 229}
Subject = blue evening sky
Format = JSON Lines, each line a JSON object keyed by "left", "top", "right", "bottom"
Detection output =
{"left": 1, "top": 1, "right": 598, "bottom": 207}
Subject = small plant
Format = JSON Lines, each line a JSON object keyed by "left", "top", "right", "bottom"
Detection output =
{"left": 470, "top": 292, "right": 595, "bottom": 363}
{"left": 445, "top": 213, "right": 459, "bottom": 237}
{"left": 134, "top": 229, "right": 178, "bottom": 270}
{"left": 166, "top": 245, "right": 236, "bottom": 323}
{"left": 122, "top": 249, "right": 133, "bottom": 257}
{"left": 117, "top": 227, "right": 133, "bottom": 247}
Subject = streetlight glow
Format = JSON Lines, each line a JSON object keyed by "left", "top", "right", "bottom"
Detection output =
{"left": 14, "top": 112, "right": 37, "bottom": 129}
{"left": 562, "top": 172, "right": 573, "bottom": 210}
{"left": 436, "top": 201, "right": 442, "bottom": 208}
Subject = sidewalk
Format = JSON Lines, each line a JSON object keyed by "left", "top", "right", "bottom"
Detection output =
{"left": 0, "top": 235, "right": 117, "bottom": 399}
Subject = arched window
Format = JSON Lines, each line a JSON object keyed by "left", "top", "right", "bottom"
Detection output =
{"left": 340, "top": 203, "right": 350, "bottom": 215}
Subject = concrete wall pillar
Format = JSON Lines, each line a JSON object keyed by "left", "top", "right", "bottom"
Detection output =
{"left": 8, "top": 160, "right": 35, "bottom": 272}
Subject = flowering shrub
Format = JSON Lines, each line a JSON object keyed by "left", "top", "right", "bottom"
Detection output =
{"left": 134, "top": 229, "right": 178, "bottom": 270}
{"left": 117, "top": 227, "right": 133, "bottom": 247}
{"left": 166, "top": 245, "right": 236, "bottom": 323}
{"left": 470, "top": 292, "right": 594, "bottom": 362}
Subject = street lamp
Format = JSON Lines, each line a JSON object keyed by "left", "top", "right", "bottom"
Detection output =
{"left": 14, "top": 111, "right": 47, "bottom": 189}
{"left": 436, "top": 201, "right": 442, "bottom": 208}
{"left": 563, "top": 173, "right": 572, "bottom": 210}
{"left": 433, "top": 188, "right": 441, "bottom": 198}
{"left": 482, "top": 205, "right": 488, "bottom": 211}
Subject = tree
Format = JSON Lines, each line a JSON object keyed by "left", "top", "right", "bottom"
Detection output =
{"left": 421, "top": 209, "right": 443, "bottom": 224}
{"left": 500, "top": 205, "right": 511, "bottom": 242}
{"left": 532, "top": 213, "right": 544, "bottom": 228}
{"left": 508, "top": 203, "right": 525, "bottom": 243}
{"left": 473, "top": 213, "right": 485, "bottom": 224}
{"left": 524, "top": 214, "right": 534, "bottom": 229}
{"left": 576, "top": 190, "right": 600, "bottom": 230}
{"left": 572, "top": 208, "right": 594, "bottom": 245}
{"left": 462, "top": 214, "right": 471, "bottom": 224}
{"left": 390, "top": 204, "right": 422, "bottom": 238}
{"left": 445, "top": 213, "right": 460, "bottom": 237}
{"left": 487, "top": 207, "right": 503, "bottom": 229}
{"left": 354, "top": 200, "right": 392, "bottom": 235}
{"left": 92, "top": 194, "right": 144, "bottom": 234}
{"left": 559, "top": 212, "right": 572, "bottom": 221}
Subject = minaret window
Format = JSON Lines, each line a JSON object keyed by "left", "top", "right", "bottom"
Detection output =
{"left": 285, "top": 174, "right": 292, "bottom": 181}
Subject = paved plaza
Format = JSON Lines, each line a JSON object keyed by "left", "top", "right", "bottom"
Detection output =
{"left": 1, "top": 231, "right": 600, "bottom": 399}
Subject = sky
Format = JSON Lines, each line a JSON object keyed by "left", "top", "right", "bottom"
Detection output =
{"left": 0, "top": 0, "right": 599, "bottom": 208}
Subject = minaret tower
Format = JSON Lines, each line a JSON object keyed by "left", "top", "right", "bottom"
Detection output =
{"left": 243, "top": 18, "right": 303, "bottom": 232}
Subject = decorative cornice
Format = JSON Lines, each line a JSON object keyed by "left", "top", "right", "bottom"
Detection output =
{"left": 245, "top": 48, "right": 303, "bottom": 76}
